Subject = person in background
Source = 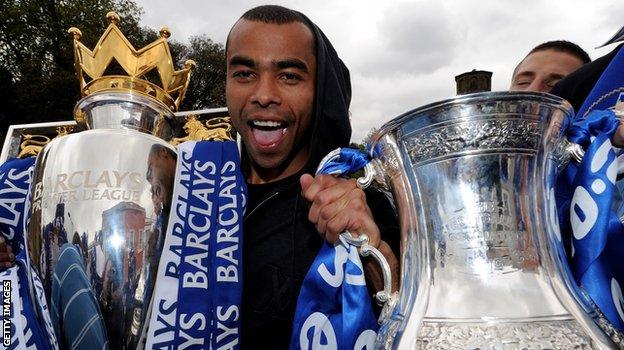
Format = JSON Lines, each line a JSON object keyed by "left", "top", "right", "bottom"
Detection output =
{"left": 551, "top": 39, "right": 624, "bottom": 216}
{"left": 510, "top": 40, "right": 591, "bottom": 93}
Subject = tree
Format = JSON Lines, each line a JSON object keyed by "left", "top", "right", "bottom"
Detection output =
{"left": 0, "top": 0, "right": 226, "bottom": 141}
{"left": 178, "top": 35, "right": 227, "bottom": 111}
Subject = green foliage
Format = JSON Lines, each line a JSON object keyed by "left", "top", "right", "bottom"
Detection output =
{"left": 178, "top": 35, "right": 226, "bottom": 111}
{"left": 0, "top": 0, "right": 226, "bottom": 140}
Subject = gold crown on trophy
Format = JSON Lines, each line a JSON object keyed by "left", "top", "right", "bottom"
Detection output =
{"left": 68, "top": 11, "right": 195, "bottom": 112}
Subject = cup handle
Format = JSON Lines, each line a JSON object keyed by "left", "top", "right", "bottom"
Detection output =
{"left": 554, "top": 138, "right": 585, "bottom": 172}
{"left": 339, "top": 231, "right": 394, "bottom": 307}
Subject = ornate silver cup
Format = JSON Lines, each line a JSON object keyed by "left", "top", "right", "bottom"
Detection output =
{"left": 366, "top": 92, "right": 620, "bottom": 349}
{"left": 27, "top": 91, "right": 177, "bottom": 349}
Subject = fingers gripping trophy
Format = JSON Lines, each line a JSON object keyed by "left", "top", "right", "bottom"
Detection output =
{"left": 26, "top": 12, "right": 194, "bottom": 349}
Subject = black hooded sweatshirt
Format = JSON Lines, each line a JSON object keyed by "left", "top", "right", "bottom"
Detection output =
{"left": 240, "top": 15, "right": 400, "bottom": 349}
{"left": 550, "top": 44, "right": 624, "bottom": 111}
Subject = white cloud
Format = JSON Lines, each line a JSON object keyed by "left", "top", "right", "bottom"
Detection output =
{"left": 135, "top": 0, "right": 623, "bottom": 142}
{"left": 356, "top": 1, "right": 466, "bottom": 77}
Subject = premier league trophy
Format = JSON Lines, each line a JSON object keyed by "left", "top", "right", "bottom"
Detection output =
{"left": 26, "top": 12, "right": 193, "bottom": 348}
{"left": 347, "top": 92, "right": 623, "bottom": 348}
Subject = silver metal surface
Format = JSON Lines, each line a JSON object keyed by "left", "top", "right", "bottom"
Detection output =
{"left": 174, "top": 106, "right": 228, "bottom": 117}
{"left": 27, "top": 92, "right": 177, "bottom": 349}
{"left": 369, "top": 91, "right": 618, "bottom": 349}
{"left": 74, "top": 91, "right": 176, "bottom": 140}
{"left": 1, "top": 107, "right": 229, "bottom": 163}
{"left": 554, "top": 138, "right": 586, "bottom": 171}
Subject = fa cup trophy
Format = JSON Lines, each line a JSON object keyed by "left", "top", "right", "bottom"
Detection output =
{"left": 348, "top": 92, "right": 622, "bottom": 348}
{"left": 26, "top": 12, "right": 193, "bottom": 348}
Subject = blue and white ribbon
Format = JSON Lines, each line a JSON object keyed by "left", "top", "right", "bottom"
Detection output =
{"left": 291, "top": 148, "right": 378, "bottom": 350}
{"left": 317, "top": 148, "right": 371, "bottom": 177}
{"left": 145, "top": 141, "right": 246, "bottom": 350}
{"left": 29, "top": 255, "right": 58, "bottom": 350}
{"left": 0, "top": 258, "right": 57, "bottom": 350}
{"left": 0, "top": 157, "right": 35, "bottom": 255}
{"left": 0, "top": 156, "right": 58, "bottom": 349}
{"left": 556, "top": 44, "right": 624, "bottom": 333}
{"left": 557, "top": 109, "right": 624, "bottom": 331}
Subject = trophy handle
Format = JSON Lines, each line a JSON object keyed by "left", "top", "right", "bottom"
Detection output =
{"left": 316, "top": 148, "right": 397, "bottom": 321}
{"left": 339, "top": 231, "right": 395, "bottom": 308}
{"left": 553, "top": 137, "right": 585, "bottom": 172}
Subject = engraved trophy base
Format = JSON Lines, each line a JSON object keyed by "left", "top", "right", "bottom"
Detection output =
{"left": 417, "top": 318, "right": 592, "bottom": 349}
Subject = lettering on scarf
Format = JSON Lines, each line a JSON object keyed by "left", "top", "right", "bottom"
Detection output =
{"left": 213, "top": 159, "right": 242, "bottom": 349}
{"left": 152, "top": 299, "right": 178, "bottom": 345}
{"left": 173, "top": 157, "right": 217, "bottom": 348}
{"left": 151, "top": 152, "right": 192, "bottom": 341}
{"left": 163, "top": 152, "right": 192, "bottom": 281}
{"left": 300, "top": 312, "right": 337, "bottom": 349}
{"left": 0, "top": 165, "right": 32, "bottom": 240}
{"left": 215, "top": 305, "right": 239, "bottom": 350}
{"left": 557, "top": 106, "right": 624, "bottom": 332}
{"left": 146, "top": 141, "right": 245, "bottom": 350}
{"left": 318, "top": 244, "right": 365, "bottom": 288}
{"left": 182, "top": 159, "right": 216, "bottom": 289}
{"left": 216, "top": 161, "right": 239, "bottom": 283}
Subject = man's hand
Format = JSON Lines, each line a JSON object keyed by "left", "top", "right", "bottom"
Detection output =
{"left": 300, "top": 173, "right": 399, "bottom": 292}
{"left": 0, "top": 237, "right": 15, "bottom": 268}
{"left": 301, "top": 174, "right": 379, "bottom": 245}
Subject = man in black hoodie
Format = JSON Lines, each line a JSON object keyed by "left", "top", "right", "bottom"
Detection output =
{"left": 550, "top": 43, "right": 624, "bottom": 147}
{"left": 226, "top": 5, "right": 399, "bottom": 348}
{"left": 550, "top": 42, "right": 624, "bottom": 221}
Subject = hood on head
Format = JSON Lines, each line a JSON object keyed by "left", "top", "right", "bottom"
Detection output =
{"left": 237, "top": 13, "right": 352, "bottom": 178}
{"left": 297, "top": 12, "right": 352, "bottom": 173}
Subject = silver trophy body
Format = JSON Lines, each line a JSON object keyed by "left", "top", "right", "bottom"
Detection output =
{"left": 369, "top": 92, "right": 618, "bottom": 349}
{"left": 27, "top": 92, "right": 176, "bottom": 349}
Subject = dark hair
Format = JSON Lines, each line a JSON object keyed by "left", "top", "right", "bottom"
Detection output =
{"left": 148, "top": 143, "right": 176, "bottom": 159}
{"left": 226, "top": 5, "right": 315, "bottom": 55}
{"left": 240, "top": 5, "right": 307, "bottom": 24}
{"left": 528, "top": 40, "right": 591, "bottom": 64}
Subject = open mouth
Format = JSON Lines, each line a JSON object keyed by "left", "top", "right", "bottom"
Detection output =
{"left": 249, "top": 120, "right": 288, "bottom": 147}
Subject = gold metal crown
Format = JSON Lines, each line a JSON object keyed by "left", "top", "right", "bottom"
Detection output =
{"left": 69, "top": 12, "right": 195, "bottom": 111}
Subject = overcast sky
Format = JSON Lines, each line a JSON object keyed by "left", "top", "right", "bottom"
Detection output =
{"left": 135, "top": 0, "right": 623, "bottom": 141}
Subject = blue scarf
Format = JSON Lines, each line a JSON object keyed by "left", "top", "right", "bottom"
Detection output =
{"left": 1, "top": 256, "right": 58, "bottom": 349}
{"left": 0, "top": 157, "right": 35, "bottom": 255}
{"left": 557, "top": 44, "right": 624, "bottom": 332}
{"left": 291, "top": 148, "right": 378, "bottom": 349}
{"left": 0, "top": 157, "right": 58, "bottom": 349}
{"left": 145, "top": 140, "right": 246, "bottom": 349}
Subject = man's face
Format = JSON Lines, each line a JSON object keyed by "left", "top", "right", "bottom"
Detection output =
{"left": 226, "top": 19, "right": 316, "bottom": 184}
{"left": 146, "top": 148, "right": 176, "bottom": 215}
{"left": 510, "top": 49, "right": 585, "bottom": 93}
